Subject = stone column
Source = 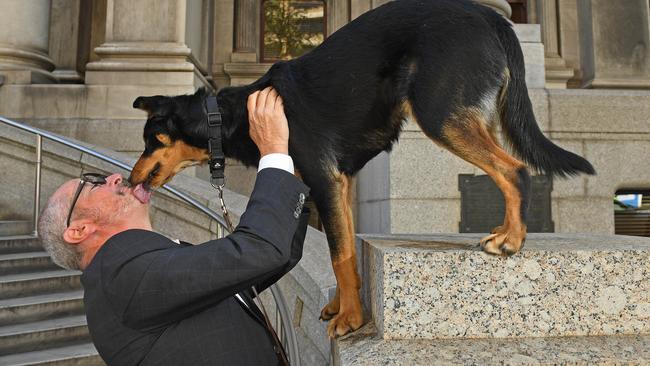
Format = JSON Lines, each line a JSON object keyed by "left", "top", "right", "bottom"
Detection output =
{"left": 0, "top": 0, "right": 56, "bottom": 84}
{"left": 231, "top": 0, "right": 259, "bottom": 63}
{"left": 578, "top": 0, "right": 650, "bottom": 89}
{"left": 84, "top": 0, "right": 194, "bottom": 118}
{"left": 225, "top": 0, "right": 268, "bottom": 86}
{"left": 557, "top": 0, "right": 583, "bottom": 88}
{"left": 538, "top": 0, "right": 574, "bottom": 88}
{"left": 85, "top": 0, "right": 194, "bottom": 87}
{"left": 49, "top": 0, "right": 92, "bottom": 83}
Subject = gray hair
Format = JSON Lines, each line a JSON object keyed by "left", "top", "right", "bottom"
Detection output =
{"left": 38, "top": 194, "right": 82, "bottom": 270}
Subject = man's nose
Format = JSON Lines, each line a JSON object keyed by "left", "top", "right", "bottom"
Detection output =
{"left": 106, "top": 173, "right": 123, "bottom": 187}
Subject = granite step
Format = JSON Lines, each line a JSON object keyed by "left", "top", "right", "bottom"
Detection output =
{"left": 0, "top": 342, "right": 103, "bottom": 366}
{"left": 0, "top": 270, "right": 81, "bottom": 300}
{"left": 334, "top": 323, "right": 650, "bottom": 366}
{"left": 0, "top": 221, "right": 33, "bottom": 237}
{"left": 358, "top": 233, "right": 650, "bottom": 340}
{"left": 0, "top": 251, "right": 58, "bottom": 275}
{"left": 0, "top": 237, "right": 43, "bottom": 254}
{"left": 0, "top": 315, "right": 90, "bottom": 355}
{"left": 0, "top": 290, "right": 85, "bottom": 326}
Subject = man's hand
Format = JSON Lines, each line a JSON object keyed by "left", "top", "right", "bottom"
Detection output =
{"left": 247, "top": 87, "right": 289, "bottom": 156}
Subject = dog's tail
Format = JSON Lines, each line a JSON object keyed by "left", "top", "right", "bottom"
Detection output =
{"left": 494, "top": 21, "right": 595, "bottom": 177}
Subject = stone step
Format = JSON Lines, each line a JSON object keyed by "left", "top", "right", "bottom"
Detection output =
{"left": 0, "top": 270, "right": 81, "bottom": 300}
{"left": 359, "top": 233, "right": 650, "bottom": 340}
{"left": 0, "top": 342, "right": 103, "bottom": 366}
{"left": 0, "top": 237, "right": 43, "bottom": 254}
{"left": 0, "top": 290, "right": 85, "bottom": 326}
{"left": 333, "top": 323, "right": 650, "bottom": 366}
{"left": 0, "top": 315, "right": 90, "bottom": 355}
{"left": 0, "top": 221, "right": 33, "bottom": 237}
{"left": 0, "top": 251, "right": 58, "bottom": 275}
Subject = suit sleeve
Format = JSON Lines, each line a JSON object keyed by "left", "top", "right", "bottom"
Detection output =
{"left": 108, "top": 168, "right": 310, "bottom": 330}
{"left": 252, "top": 206, "right": 310, "bottom": 294}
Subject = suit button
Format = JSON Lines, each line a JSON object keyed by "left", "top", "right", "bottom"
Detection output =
{"left": 298, "top": 193, "right": 305, "bottom": 204}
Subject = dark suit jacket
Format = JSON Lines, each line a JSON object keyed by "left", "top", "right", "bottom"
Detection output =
{"left": 81, "top": 169, "right": 310, "bottom": 366}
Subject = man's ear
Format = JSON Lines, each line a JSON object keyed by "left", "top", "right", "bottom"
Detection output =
{"left": 132, "top": 95, "right": 174, "bottom": 117}
{"left": 63, "top": 220, "right": 98, "bottom": 244}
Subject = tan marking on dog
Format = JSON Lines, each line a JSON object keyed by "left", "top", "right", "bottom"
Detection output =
{"left": 320, "top": 171, "right": 364, "bottom": 337}
{"left": 440, "top": 107, "right": 527, "bottom": 256}
{"left": 131, "top": 140, "right": 209, "bottom": 189}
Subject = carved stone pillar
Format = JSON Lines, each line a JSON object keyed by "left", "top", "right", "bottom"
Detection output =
{"left": 49, "top": 0, "right": 92, "bottom": 83}
{"left": 85, "top": 0, "right": 194, "bottom": 87}
{"left": 0, "top": 0, "right": 56, "bottom": 84}
{"left": 578, "top": 0, "right": 650, "bottom": 89}
{"left": 538, "top": 0, "right": 574, "bottom": 88}
{"left": 231, "top": 0, "right": 259, "bottom": 63}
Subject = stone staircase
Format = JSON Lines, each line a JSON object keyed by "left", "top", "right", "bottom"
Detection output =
{"left": 0, "top": 221, "right": 102, "bottom": 365}
{"left": 333, "top": 233, "right": 650, "bottom": 365}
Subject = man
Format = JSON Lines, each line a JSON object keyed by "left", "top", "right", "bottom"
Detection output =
{"left": 38, "top": 88, "right": 309, "bottom": 365}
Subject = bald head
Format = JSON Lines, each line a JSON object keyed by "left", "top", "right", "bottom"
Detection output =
{"left": 39, "top": 180, "right": 82, "bottom": 270}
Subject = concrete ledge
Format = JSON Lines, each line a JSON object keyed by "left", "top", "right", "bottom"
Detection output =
{"left": 334, "top": 323, "right": 650, "bottom": 366}
{"left": 360, "top": 233, "right": 650, "bottom": 340}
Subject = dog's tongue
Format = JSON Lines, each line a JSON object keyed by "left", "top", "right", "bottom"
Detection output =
{"left": 133, "top": 184, "right": 152, "bottom": 204}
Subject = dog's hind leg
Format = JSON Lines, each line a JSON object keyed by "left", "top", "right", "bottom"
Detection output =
{"left": 412, "top": 101, "right": 531, "bottom": 256}
{"left": 311, "top": 169, "right": 363, "bottom": 337}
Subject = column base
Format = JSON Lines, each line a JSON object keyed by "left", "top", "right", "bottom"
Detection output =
{"left": 583, "top": 77, "right": 650, "bottom": 89}
{"left": 223, "top": 62, "right": 271, "bottom": 86}
{"left": 0, "top": 68, "right": 57, "bottom": 84}
{"left": 545, "top": 56, "right": 575, "bottom": 89}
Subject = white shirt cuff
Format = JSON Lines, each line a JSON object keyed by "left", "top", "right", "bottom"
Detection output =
{"left": 258, "top": 153, "right": 294, "bottom": 175}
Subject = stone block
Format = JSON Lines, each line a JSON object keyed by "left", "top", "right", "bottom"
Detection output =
{"left": 548, "top": 89, "right": 650, "bottom": 134}
{"left": 554, "top": 197, "right": 612, "bottom": 234}
{"left": 357, "top": 200, "right": 390, "bottom": 234}
{"left": 334, "top": 323, "right": 650, "bottom": 366}
{"left": 361, "top": 233, "right": 650, "bottom": 340}
{"left": 356, "top": 152, "right": 389, "bottom": 203}
{"left": 520, "top": 42, "right": 546, "bottom": 88}
{"left": 389, "top": 139, "right": 474, "bottom": 200}
{"left": 584, "top": 140, "right": 650, "bottom": 198}
{"left": 390, "top": 199, "right": 461, "bottom": 234}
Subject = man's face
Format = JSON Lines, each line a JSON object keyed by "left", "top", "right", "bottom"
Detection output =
{"left": 61, "top": 173, "right": 150, "bottom": 227}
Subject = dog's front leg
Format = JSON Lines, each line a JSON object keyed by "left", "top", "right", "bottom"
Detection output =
{"left": 315, "top": 171, "right": 363, "bottom": 337}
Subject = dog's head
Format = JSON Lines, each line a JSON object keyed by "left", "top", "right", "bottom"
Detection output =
{"left": 129, "top": 89, "right": 211, "bottom": 190}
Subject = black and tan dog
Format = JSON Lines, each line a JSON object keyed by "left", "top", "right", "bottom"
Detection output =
{"left": 128, "top": 0, "right": 595, "bottom": 337}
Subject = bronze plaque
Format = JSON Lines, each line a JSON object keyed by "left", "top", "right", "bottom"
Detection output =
{"left": 458, "top": 174, "right": 554, "bottom": 233}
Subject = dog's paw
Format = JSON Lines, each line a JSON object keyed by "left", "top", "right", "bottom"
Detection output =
{"left": 326, "top": 311, "right": 363, "bottom": 338}
{"left": 480, "top": 225, "right": 525, "bottom": 256}
{"left": 319, "top": 294, "right": 340, "bottom": 321}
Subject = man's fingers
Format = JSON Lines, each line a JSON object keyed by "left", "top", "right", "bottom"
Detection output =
{"left": 256, "top": 87, "right": 271, "bottom": 114}
{"left": 264, "top": 87, "right": 278, "bottom": 114}
{"left": 247, "top": 91, "right": 259, "bottom": 115}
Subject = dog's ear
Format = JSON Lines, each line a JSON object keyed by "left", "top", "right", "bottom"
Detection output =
{"left": 133, "top": 95, "right": 174, "bottom": 117}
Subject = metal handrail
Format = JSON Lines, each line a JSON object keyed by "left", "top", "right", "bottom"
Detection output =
{"left": 0, "top": 115, "right": 300, "bottom": 365}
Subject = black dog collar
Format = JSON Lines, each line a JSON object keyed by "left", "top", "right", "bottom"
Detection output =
{"left": 206, "top": 95, "right": 225, "bottom": 186}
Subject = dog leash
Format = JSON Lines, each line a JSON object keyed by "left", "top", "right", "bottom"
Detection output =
{"left": 205, "top": 95, "right": 235, "bottom": 232}
{"left": 205, "top": 94, "right": 288, "bottom": 364}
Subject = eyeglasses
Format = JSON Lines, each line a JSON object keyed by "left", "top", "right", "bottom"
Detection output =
{"left": 66, "top": 173, "right": 108, "bottom": 227}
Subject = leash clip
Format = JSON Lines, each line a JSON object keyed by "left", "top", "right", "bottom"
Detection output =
{"left": 214, "top": 183, "right": 235, "bottom": 232}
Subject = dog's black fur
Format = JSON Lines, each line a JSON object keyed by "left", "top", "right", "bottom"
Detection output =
{"left": 130, "top": 0, "right": 595, "bottom": 336}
